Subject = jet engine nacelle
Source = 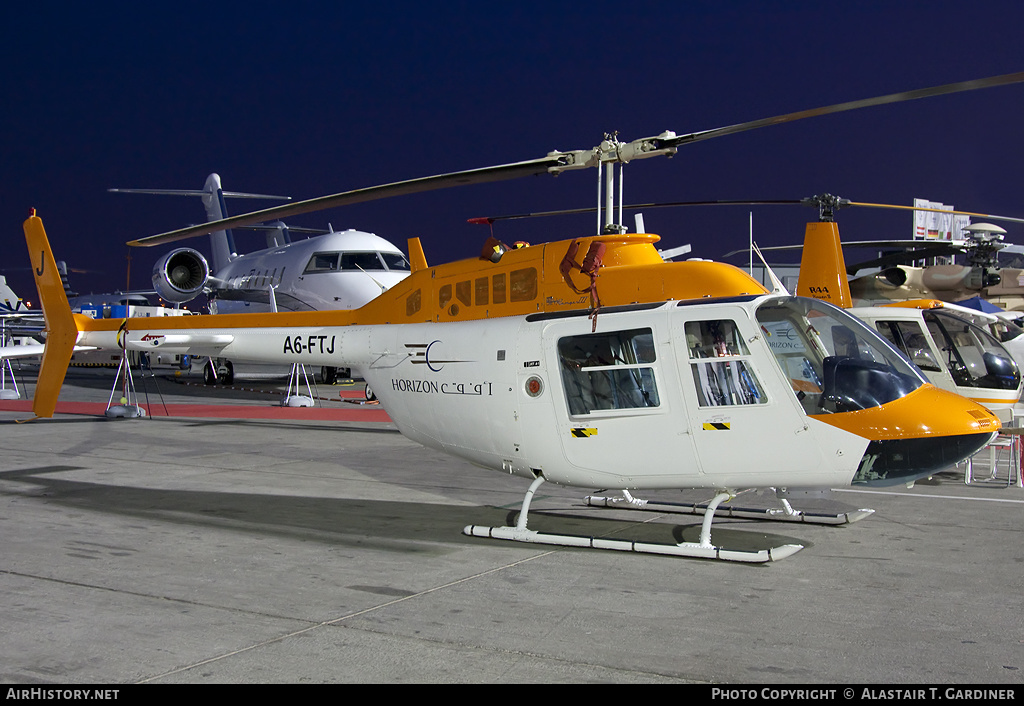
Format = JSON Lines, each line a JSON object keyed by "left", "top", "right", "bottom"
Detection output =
{"left": 152, "top": 248, "right": 210, "bottom": 303}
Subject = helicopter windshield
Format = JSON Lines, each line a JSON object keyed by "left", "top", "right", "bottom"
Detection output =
{"left": 756, "top": 297, "right": 926, "bottom": 415}
{"left": 923, "top": 310, "right": 1020, "bottom": 390}
{"left": 988, "top": 316, "right": 1024, "bottom": 343}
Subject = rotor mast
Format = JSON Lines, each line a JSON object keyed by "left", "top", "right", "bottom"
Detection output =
{"left": 549, "top": 131, "right": 681, "bottom": 235}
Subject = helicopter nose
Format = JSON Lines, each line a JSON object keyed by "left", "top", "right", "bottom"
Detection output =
{"left": 810, "top": 384, "right": 1000, "bottom": 486}
{"left": 852, "top": 431, "right": 996, "bottom": 486}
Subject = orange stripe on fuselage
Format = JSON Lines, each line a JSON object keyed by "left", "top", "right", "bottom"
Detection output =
{"left": 78, "top": 234, "right": 769, "bottom": 334}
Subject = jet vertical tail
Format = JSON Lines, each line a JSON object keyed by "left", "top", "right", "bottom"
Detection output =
{"left": 109, "top": 174, "right": 291, "bottom": 274}
{"left": 796, "top": 221, "right": 853, "bottom": 308}
{"left": 23, "top": 211, "right": 81, "bottom": 418}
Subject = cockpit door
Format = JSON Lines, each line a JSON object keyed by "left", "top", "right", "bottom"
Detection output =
{"left": 673, "top": 305, "right": 829, "bottom": 484}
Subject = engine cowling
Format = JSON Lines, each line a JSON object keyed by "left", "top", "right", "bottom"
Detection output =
{"left": 152, "top": 248, "right": 210, "bottom": 303}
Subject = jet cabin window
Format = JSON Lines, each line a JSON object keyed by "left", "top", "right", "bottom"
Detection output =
{"left": 756, "top": 297, "right": 925, "bottom": 415}
{"left": 685, "top": 320, "right": 766, "bottom": 407}
{"left": 558, "top": 328, "right": 660, "bottom": 416}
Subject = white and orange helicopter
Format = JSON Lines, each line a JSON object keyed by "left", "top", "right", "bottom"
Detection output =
{"left": 784, "top": 199, "right": 1024, "bottom": 422}
{"left": 16, "top": 72, "right": 1024, "bottom": 562}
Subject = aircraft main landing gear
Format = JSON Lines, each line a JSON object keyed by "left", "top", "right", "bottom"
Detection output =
{"left": 463, "top": 476, "right": 803, "bottom": 562}
{"left": 584, "top": 488, "right": 875, "bottom": 526}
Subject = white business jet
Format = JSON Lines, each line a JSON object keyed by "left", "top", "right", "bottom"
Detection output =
{"left": 112, "top": 174, "right": 411, "bottom": 383}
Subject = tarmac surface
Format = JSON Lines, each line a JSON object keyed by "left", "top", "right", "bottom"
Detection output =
{"left": 1, "top": 365, "right": 1022, "bottom": 684}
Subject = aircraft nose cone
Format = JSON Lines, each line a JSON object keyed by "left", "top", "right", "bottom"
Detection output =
{"left": 810, "top": 384, "right": 1001, "bottom": 486}
{"left": 853, "top": 432, "right": 996, "bottom": 486}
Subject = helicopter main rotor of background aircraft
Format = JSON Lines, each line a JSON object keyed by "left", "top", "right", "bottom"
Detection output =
{"left": 19, "top": 72, "right": 1024, "bottom": 562}
{"left": 841, "top": 221, "right": 1024, "bottom": 312}
{"left": 718, "top": 194, "right": 1024, "bottom": 310}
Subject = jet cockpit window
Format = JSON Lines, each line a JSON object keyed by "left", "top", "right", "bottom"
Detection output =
{"left": 685, "top": 319, "right": 766, "bottom": 407}
{"left": 923, "top": 310, "right": 1020, "bottom": 390}
{"left": 381, "top": 252, "right": 411, "bottom": 271}
{"left": 340, "top": 252, "right": 386, "bottom": 271}
{"left": 304, "top": 252, "right": 340, "bottom": 273}
{"left": 558, "top": 328, "right": 660, "bottom": 416}
{"left": 756, "top": 297, "right": 925, "bottom": 415}
{"left": 305, "top": 252, "right": 407, "bottom": 273}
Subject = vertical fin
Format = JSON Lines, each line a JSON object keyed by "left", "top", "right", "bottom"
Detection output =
{"left": 408, "top": 238, "right": 428, "bottom": 272}
{"left": 23, "top": 211, "right": 79, "bottom": 418}
{"left": 203, "top": 173, "right": 237, "bottom": 272}
{"left": 796, "top": 221, "right": 853, "bottom": 308}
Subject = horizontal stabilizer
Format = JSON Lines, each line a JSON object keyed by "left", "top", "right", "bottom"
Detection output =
{"left": 0, "top": 344, "right": 97, "bottom": 360}
{"left": 109, "top": 188, "right": 291, "bottom": 201}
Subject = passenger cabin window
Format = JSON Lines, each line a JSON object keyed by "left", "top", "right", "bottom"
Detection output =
{"left": 492, "top": 274, "right": 506, "bottom": 304}
{"left": 558, "top": 328, "right": 660, "bottom": 416}
{"left": 437, "top": 268, "right": 536, "bottom": 315}
{"left": 510, "top": 268, "right": 537, "bottom": 302}
{"left": 406, "top": 289, "right": 421, "bottom": 316}
{"left": 685, "top": 320, "right": 766, "bottom": 407}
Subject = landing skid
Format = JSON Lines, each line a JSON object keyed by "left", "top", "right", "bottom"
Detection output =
{"left": 463, "top": 477, "right": 803, "bottom": 563}
{"left": 584, "top": 489, "right": 874, "bottom": 526}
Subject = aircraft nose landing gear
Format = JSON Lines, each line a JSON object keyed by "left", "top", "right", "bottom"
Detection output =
{"left": 203, "top": 358, "right": 234, "bottom": 385}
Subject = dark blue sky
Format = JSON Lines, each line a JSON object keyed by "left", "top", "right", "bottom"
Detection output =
{"left": 3, "top": 1, "right": 1024, "bottom": 299}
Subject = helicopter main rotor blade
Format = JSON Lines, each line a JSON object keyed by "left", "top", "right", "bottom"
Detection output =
{"left": 130, "top": 71, "right": 1024, "bottom": 247}
{"left": 665, "top": 72, "right": 1024, "bottom": 147}
{"left": 847, "top": 200, "right": 1024, "bottom": 225}
{"left": 470, "top": 200, "right": 802, "bottom": 223}
{"left": 128, "top": 154, "right": 573, "bottom": 247}
{"left": 478, "top": 196, "right": 1024, "bottom": 228}
{"left": 846, "top": 245, "right": 966, "bottom": 274}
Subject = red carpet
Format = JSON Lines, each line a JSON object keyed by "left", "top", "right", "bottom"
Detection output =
{"left": 0, "top": 399, "right": 391, "bottom": 422}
